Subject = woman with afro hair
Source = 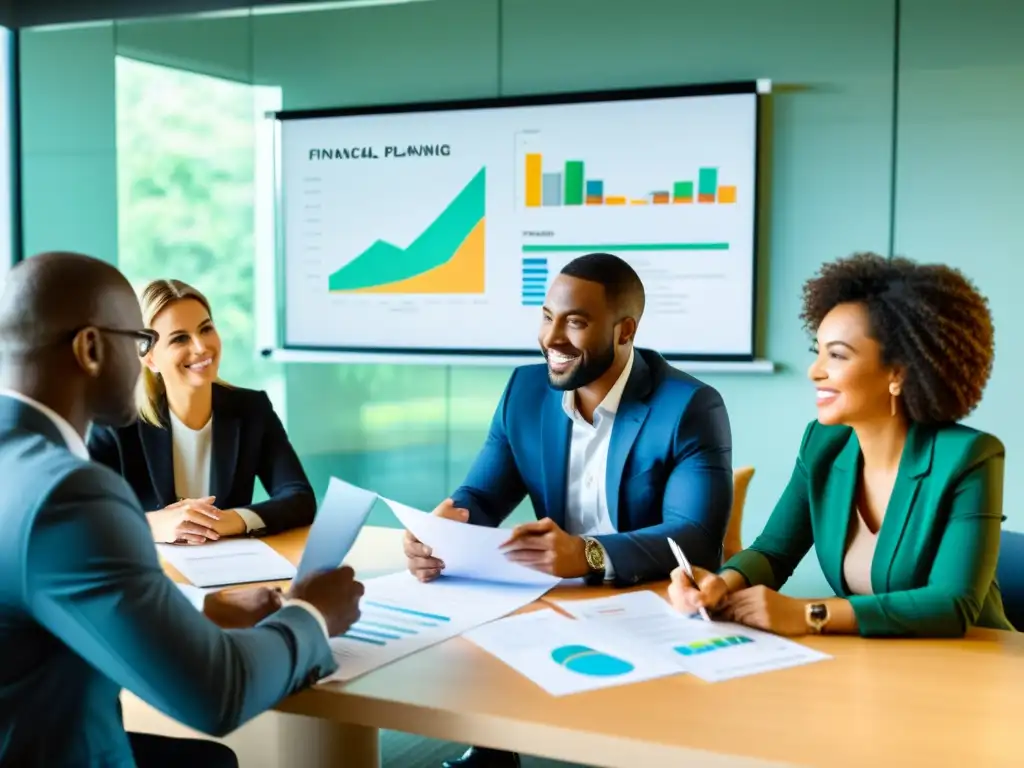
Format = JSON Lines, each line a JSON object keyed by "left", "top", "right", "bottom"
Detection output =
{"left": 669, "top": 252, "right": 1013, "bottom": 637}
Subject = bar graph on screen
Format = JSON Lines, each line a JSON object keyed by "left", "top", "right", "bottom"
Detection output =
{"left": 521, "top": 257, "right": 549, "bottom": 307}
{"left": 516, "top": 130, "right": 738, "bottom": 210}
{"left": 278, "top": 85, "right": 760, "bottom": 359}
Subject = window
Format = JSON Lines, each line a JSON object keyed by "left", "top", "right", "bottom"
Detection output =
{"left": 115, "top": 56, "right": 283, "bottom": 399}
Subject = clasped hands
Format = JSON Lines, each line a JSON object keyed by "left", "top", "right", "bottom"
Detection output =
{"left": 147, "top": 496, "right": 247, "bottom": 544}
{"left": 668, "top": 566, "right": 810, "bottom": 636}
{"left": 403, "top": 499, "right": 591, "bottom": 582}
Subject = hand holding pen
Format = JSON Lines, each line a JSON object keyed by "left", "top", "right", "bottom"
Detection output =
{"left": 666, "top": 537, "right": 730, "bottom": 620}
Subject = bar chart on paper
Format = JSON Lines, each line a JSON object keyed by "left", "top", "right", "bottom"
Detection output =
{"left": 324, "top": 571, "right": 554, "bottom": 682}
{"left": 675, "top": 634, "right": 754, "bottom": 656}
{"left": 341, "top": 599, "right": 451, "bottom": 646}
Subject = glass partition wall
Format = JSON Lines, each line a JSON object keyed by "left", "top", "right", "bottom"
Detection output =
{"left": 18, "top": 3, "right": 516, "bottom": 520}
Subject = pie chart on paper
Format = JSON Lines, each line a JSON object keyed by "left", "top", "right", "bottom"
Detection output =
{"left": 550, "top": 644, "right": 635, "bottom": 677}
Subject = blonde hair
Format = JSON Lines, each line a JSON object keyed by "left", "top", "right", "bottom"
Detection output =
{"left": 136, "top": 279, "right": 229, "bottom": 427}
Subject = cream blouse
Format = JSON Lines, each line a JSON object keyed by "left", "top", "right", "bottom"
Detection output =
{"left": 843, "top": 506, "right": 879, "bottom": 595}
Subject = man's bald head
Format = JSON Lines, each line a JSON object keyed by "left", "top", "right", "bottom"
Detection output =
{"left": 0, "top": 252, "right": 144, "bottom": 430}
{"left": 0, "top": 252, "right": 135, "bottom": 354}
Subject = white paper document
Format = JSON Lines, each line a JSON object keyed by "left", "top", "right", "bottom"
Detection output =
{"left": 324, "top": 571, "right": 551, "bottom": 683}
{"left": 464, "top": 609, "right": 684, "bottom": 696}
{"left": 295, "top": 476, "right": 377, "bottom": 580}
{"left": 157, "top": 538, "right": 297, "bottom": 588}
{"left": 383, "top": 497, "right": 560, "bottom": 587}
{"left": 554, "top": 591, "right": 831, "bottom": 683}
{"left": 176, "top": 583, "right": 210, "bottom": 610}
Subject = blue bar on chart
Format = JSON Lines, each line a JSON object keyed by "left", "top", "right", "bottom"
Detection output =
{"left": 340, "top": 599, "right": 452, "bottom": 646}
{"left": 585, "top": 179, "right": 604, "bottom": 205}
{"left": 522, "top": 257, "right": 549, "bottom": 306}
{"left": 362, "top": 599, "right": 450, "bottom": 623}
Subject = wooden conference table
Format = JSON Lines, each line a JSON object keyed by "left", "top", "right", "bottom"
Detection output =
{"left": 122, "top": 526, "right": 1024, "bottom": 767}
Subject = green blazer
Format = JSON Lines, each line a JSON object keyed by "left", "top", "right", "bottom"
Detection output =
{"left": 723, "top": 419, "right": 1013, "bottom": 637}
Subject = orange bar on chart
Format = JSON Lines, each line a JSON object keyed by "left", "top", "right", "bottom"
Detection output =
{"left": 525, "top": 154, "right": 542, "bottom": 207}
{"left": 605, "top": 196, "right": 626, "bottom": 205}
{"left": 652, "top": 193, "right": 670, "bottom": 204}
{"left": 718, "top": 185, "right": 737, "bottom": 203}
{"left": 585, "top": 196, "right": 603, "bottom": 205}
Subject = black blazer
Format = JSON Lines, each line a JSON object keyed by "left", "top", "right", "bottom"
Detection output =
{"left": 87, "top": 384, "right": 316, "bottom": 535}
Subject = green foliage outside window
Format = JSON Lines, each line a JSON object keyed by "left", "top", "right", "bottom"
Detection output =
{"left": 115, "top": 56, "right": 277, "bottom": 392}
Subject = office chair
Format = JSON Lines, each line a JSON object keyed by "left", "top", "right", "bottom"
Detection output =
{"left": 996, "top": 530, "right": 1024, "bottom": 631}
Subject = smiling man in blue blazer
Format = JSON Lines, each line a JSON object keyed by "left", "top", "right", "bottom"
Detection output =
{"left": 404, "top": 252, "right": 734, "bottom": 768}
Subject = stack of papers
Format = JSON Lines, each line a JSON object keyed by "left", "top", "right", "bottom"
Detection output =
{"left": 383, "top": 497, "right": 560, "bottom": 587}
{"left": 157, "top": 538, "right": 297, "bottom": 587}
{"left": 324, "top": 571, "right": 552, "bottom": 682}
{"left": 313, "top": 493, "right": 569, "bottom": 682}
{"left": 464, "top": 609, "right": 683, "bottom": 696}
{"left": 465, "top": 591, "right": 831, "bottom": 695}
{"left": 155, "top": 483, "right": 829, "bottom": 695}
{"left": 554, "top": 591, "right": 831, "bottom": 683}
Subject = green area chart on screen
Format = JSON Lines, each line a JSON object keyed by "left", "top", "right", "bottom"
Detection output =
{"left": 550, "top": 644, "right": 635, "bottom": 677}
{"left": 327, "top": 167, "right": 486, "bottom": 294}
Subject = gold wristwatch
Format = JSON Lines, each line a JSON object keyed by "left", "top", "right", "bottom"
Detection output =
{"left": 582, "top": 536, "right": 605, "bottom": 574}
{"left": 805, "top": 602, "right": 830, "bottom": 634}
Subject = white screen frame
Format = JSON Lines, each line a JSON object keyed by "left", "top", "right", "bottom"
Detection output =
{"left": 262, "top": 79, "right": 775, "bottom": 373}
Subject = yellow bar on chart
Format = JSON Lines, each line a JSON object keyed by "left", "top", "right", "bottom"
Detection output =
{"left": 525, "top": 154, "right": 542, "bottom": 207}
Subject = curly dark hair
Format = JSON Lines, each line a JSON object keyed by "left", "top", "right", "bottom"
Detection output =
{"left": 800, "top": 252, "right": 994, "bottom": 424}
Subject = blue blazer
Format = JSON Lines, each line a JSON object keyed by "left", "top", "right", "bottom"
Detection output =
{"left": 88, "top": 384, "right": 315, "bottom": 535}
{"left": 451, "top": 348, "right": 734, "bottom": 584}
{"left": 0, "top": 396, "right": 335, "bottom": 766}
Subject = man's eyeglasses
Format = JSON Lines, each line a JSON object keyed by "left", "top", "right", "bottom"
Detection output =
{"left": 95, "top": 327, "right": 159, "bottom": 357}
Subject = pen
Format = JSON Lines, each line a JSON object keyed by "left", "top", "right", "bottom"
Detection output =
{"left": 667, "top": 537, "right": 711, "bottom": 622}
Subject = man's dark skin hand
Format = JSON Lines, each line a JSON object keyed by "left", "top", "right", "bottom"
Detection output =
{"left": 289, "top": 565, "right": 364, "bottom": 637}
{"left": 202, "top": 586, "right": 284, "bottom": 629}
{"left": 404, "top": 499, "right": 470, "bottom": 582}
{"left": 500, "top": 518, "right": 591, "bottom": 578}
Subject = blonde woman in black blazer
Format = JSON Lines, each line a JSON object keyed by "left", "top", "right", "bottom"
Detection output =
{"left": 88, "top": 279, "right": 315, "bottom": 544}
